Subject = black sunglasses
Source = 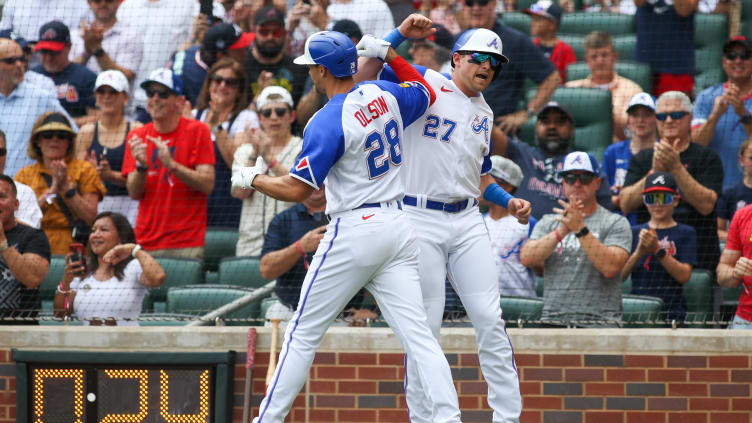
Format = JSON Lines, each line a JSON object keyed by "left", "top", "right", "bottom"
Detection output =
{"left": 725, "top": 51, "right": 752, "bottom": 61}
{"left": 0, "top": 148, "right": 6, "bottom": 157}
{"left": 655, "top": 111, "right": 689, "bottom": 121}
{"left": 209, "top": 74, "right": 240, "bottom": 87}
{"left": 0, "top": 55, "right": 26, "bottom": 65}
{"left": 464, "top": 0, "right": 490, "bottom": 5}
{"left": 259, "top": 107, "right": 288, "bottom": 118}
{"left": 39, "top": 131, "right": 73, "bottom": 141}
{"left": 562, "top": 173, "right": 595, "bottom": 185}
{"left": 145, "top": 87, "right": 172, "bottom": 99}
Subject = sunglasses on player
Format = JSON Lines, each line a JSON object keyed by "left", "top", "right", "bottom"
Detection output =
{"left": 258, "top": 107, "right": 288, "bottom": 118}
{"left": 562, "top": 172, "right": 596, "bottom": 185}
{"left": 145, "top": 87, "right": 172, "bottom": 99}
{"left": 643, "top": 192, "right": 676, "bottom": 206}
{"left": 465, "top": 52, "right": 501, "bottom": 67}
{"left": 655, "top": 111, "right": 689, "bottom": 121}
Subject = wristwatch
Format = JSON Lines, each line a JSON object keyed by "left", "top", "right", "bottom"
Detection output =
{"left": 574, "top": 226, "right": 590, "bottom": 238}
{"left": 64, "top": 187, "right": 77, "bottom": 198}
{"left": 136, "top": 163, "right": 148, "bottom": 173}
{"left": 740, "top": 113, "right": 752, "bottom": 125}
{"left": 92, "top": 48, "right": 105, "bottom": 58}
{"left": 656, "top": 248, "right": 667, "bottom": 259}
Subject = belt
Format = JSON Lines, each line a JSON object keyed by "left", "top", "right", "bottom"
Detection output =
{"left": 403, "top": 195, "right": 477, "bottom": 213}
{"left": 328, "top": 200, "right": 403, "bottom": 220}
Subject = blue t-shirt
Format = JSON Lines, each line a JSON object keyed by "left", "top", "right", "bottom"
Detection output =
{"left": 692, "top": 83, "right": 752, "bottom": 190}
{"left": 31, "top": 63, "right": 96, "bottom": 118}
{"left": 484, "top": 20, "right": 557, "bottom": 117}
{"left": 717, "top": 182, "right": 752, "bottom": 221}
{"left": 169, "top": 46, "right": 206, "bottom": 107}
{"left": 603, "top": 139, "right": 649, "bottom": 225}
{"left": 635, "top": 0, "right": 694, "bottom": 75}
{"left": 629, "top": 222, "right": 697, "bottom": 322}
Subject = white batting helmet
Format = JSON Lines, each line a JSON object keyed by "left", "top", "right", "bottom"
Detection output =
{"left": 451, "top": 28, "right": 509, "bottom": 63}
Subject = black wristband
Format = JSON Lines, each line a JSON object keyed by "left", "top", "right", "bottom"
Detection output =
{"left": 136, "top": 164, "right": 148, "bottom": 173}
{"left": 575, "top": 226, "right": 589, "bottom": 238}
{"left": 656, "top": 248, "right": 667, "bottom": 259}
{"left": 92, "top": 48, "right": 105, "bottom": 58}
{"left": 64, "top": 188, "right": 77, "bottom": 198}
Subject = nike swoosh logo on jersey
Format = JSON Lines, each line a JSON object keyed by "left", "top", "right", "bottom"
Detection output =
{"left": 440, "top": 86, "right": 453, "bottom": 92}
{"left": 362, "top": 214, "right": 375, "bottom": 220}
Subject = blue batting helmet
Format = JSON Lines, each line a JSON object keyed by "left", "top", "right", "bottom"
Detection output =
{"left": 293, "top": 31, "right": 358, "bottom": 77}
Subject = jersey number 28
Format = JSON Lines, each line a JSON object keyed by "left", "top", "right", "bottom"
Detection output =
{"left": 364, "top": 119, "right": 402, "bottom": 179}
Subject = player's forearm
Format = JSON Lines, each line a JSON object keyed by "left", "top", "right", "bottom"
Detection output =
{"left": 260, "top": 245, "right": 301, "bottom": 280}
{"left": 619, "top": 176, "right": 647, "bottom": 214}
{"left": 354, "top": 57, "right": 384, "bottom": 83}
{"left": 252, "top": 174, "right": 313, "bottom": 203}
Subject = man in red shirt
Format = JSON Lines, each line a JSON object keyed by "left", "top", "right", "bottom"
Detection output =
{"left": 122, "top": 68, "right": 215, "bottom": 259}
{"left": 717, "top": 203, "right": 752, "bottom": 329}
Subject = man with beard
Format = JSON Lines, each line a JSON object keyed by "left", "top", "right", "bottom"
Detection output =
{"left": 246, "top": 7, "right": 308, "bottom": 107}
{"left": 506, "top": 101, "right": 612, "bottom": 219}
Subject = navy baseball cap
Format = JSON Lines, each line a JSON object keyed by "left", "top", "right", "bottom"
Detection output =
{"left": 642, "top": 171, "right": 678, "bottom": 194}
{"left": 203, "top": 23, "right": 254, "bottom": 53}
{"left": 35, "top": 20, "right": 70, "bottom": 52}
{"left": 724, "top": 36, "right": 752, "bottom": 55}
{"left": 524, "top": 0, "right": 563, "bottom": 24}
{"left": 254, "top": 6, "right": 285, "bottom": 27}
{"left": 538, "top": 101, "right": 573, "bottom": 123}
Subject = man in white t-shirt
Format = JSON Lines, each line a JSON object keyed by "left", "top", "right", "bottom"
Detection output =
{"left": 0, "top": 130, "right": 42, "bottom": 229}
{"left": 483, "top": 156, "right": 538, "bottom": 298}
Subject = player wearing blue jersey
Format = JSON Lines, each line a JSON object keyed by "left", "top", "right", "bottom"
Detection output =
{"left": 357, "top": 21, "right": 530, "bottom": 423}
{"left": 232, "top": 27, "right": 464, "bottom": 423}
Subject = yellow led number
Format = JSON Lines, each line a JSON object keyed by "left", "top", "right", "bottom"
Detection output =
{"left": 160, "top": 370, "right": 210, "bottom": 423}
{"left": 33, "top": 368, "right": 85, "bottom": 423}
{"left": 99, "top": 370, "right": 149, "bottom": 423}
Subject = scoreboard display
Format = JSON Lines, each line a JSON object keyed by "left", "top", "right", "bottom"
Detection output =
{"left": 12, "top": 350, "right": 235, "bottom": 423}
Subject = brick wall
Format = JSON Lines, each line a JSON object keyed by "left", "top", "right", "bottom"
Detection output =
{"left": 1, "top": 327, "right": 750, "bottom": 423}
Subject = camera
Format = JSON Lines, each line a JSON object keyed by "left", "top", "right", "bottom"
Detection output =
{"left": 69, "top": 243, "right": 88, "bottom": 275}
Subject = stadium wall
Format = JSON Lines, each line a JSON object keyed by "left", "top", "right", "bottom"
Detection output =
{"left": 0, "top": 327, "right": 750, "bottom": 422}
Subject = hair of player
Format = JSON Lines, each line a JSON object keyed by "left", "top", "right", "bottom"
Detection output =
{"left": 195, "top": 57, "right": 250, "bottom": 116}
{"left": 85, "top": 212, "right": 137, "bottom": 281}
{"left": 583, "top": 31, "right": 613, "bottom": 53}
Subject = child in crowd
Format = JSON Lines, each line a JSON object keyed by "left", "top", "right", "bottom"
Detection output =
{"left": 523, "top": 0, "right": 576, "bottom": 81}
{"left": 717, "top": 138, "right": 752, "bottom": 242}
{"left": 621, "top": 172, "right": 696, "bottom": 323}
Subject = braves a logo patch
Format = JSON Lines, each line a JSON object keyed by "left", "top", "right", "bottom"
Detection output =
{"left": 471, "top": 115, "right": 490, "bottom": 143}
{"left": 296, "top": 156, "right": 310, "bottom": 171}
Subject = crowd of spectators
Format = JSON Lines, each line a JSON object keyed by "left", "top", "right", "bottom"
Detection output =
{"left": 0, "top": 0, "right": 748, "bottom": 327}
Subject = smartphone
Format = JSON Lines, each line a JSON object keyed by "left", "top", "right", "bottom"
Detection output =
{"left": 70, "top": 243, "right": 88, "bottom": 275}
{"left": 199, "top": 0, "right": 214, "bottom": 17}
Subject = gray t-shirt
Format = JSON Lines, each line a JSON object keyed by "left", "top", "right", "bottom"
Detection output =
{"left": 530, "top": 206, "right": 632, "bottom": 326}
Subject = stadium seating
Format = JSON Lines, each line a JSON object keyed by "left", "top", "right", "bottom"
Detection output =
{"left": 500, "top": 296, "right": 544, "bottom": 327}
{"left": 217, "top": 256, "right": 269, "bottom": 289}
{"left": 166, "top": 284, "right": 261, "bottom": 326}
{"left": 559, "top": 12, "right": 635, "bottom": 36}
{"left": 622, "top": 294, "right": 664, "bottom": 328}
{"left": 565, "top": 61, "right": 652, "bottom": 93}
{"left": 39, "top": 255, "right": 66, "bottom": 312}
{"left": 743, "top": 0, "right": 752, "bottom": 38}
{"left": 520, "top": 87, "right": 613, "bottom": 160}
{"left": 694, "top": 13, "right": 728, "bottom": 96}
{"left": 204, "top": 227, "right": 239, "bottom": 284}
{"left": 683, "top": 269, "right": 714, "bottom": 326}
{"left": 501, "top": 12, "right": 531, "bottom": 35}
{"left": 143, "top": 257, "right": 204, "bottom": 313}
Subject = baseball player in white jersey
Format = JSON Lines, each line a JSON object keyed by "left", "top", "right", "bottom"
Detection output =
{"left": 357, "top": 23, "right": 531, "bottom": 423}
{"left": 231, "top": 29, "right": 464, "bottom": 423}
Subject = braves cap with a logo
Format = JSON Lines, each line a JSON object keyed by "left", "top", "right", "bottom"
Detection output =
{"left": 723, "top": 35, "right": 752, "bottom": 55}
{"left": 34, "top": 20, "right": 71, "bottom": 52}
{"left": 626, "top": 92, "right": 656, "bottom": 114}
{"left": 538, "top": 101, "right": 573, "bottom": 123}
{"left": 523, "top": 0, "right": 564, "bottom": 25}
{"left": 202, "top": 23, "right": 254, "bottom": 53}
{"left": 642, "top": 171, "right": 678, "bottom": 194}
{"left": 140, "top": 68, "right": 184, "bottom": 95}
{"left": 95, "top": 70, "right": 130, "bottom": 93}
{"left": 490, "top": 155, "right": 523, "bottom": 188}
{"left": 254, "top": 6, "right": 285, "bottom": 27}
{"left": 559, "top": 151, "right": 601, "bottom": 176}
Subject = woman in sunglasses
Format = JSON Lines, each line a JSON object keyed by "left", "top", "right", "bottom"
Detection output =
{"left": 192, "top": 58, "right": 259, "bottom": 227}
{"left": 232, "top": 85, "right": 302, "bottom": 257}
{"left": 75, "top": 70, "right": 141, "bottom": 227}
{"left": 15, "top": 112, "right": 106, "bottom": 255}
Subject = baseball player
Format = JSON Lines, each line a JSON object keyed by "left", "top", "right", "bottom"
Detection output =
{"left": 231, "top": 29, "right": 464, "bottom": 423}
{"left": 356, "top": 24, "right": 530, "bottom": 423}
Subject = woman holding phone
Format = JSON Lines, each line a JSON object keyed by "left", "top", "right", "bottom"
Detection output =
{"left": 54, "top": 212, "right": 166, "bottom": 326}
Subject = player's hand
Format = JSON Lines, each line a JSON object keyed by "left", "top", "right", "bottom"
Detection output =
{"left": 231, "top": 159, "right": 266, "bottom": 190}
{"left": 733, "top": 256, "right": 752, "bottom": 280}
{"left": 636, "top": 227, "right": 658, "bottom": 257}
{"left": 507, "top": 198, "right": 531, "bottom": 225}
{"left": 397, "top": 13, "right": 436, "bottom": 39}
{"left": 356, "top": 35, "right": 391, "bottom": 61}
{"left": 129, "top": 135, "right": 148, "bottom": 167}
{"left": 298, "top": 226, "right": 327, "bottom": 252}
{"left": 146, "top": 135, "right": 175, "bottom": 170}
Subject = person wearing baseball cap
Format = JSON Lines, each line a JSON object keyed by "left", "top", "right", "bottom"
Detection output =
{"left": 484, "top": 156, "right": 539, "bottom": 298}
{"left": 523, "top": 0, "right": 575, "bottom": 82}
{"left": 32, "top": 20, "right": 98, "bottom": 126}
{"left": 693, "top": 35, "right": 752, "bottom": 191}
{"left": 621, "top": 171, "right": 696, "bottom": 324}
{"left": 521, "top": 151, "right": 632, "bottom": 327}
{"left": 0, "top": 29, "right": 56, "bottom": 97}
{"left": 602, "top": 92, "right": 658, "bottom": 221}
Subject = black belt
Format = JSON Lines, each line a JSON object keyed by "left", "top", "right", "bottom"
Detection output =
{"left": 403, "top": 195, "right": 476, "bottom": 213}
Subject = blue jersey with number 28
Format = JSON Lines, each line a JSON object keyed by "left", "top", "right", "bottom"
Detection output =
{"left": 289, "top": 80, "right": 430, "bottom": 215}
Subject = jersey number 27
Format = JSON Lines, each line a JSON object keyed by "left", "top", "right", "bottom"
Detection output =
{"left": 364, "top": 119, "right": 402, "bottom": 179}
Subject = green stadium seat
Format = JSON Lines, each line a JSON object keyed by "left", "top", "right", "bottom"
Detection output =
{"left": 694, "top": 50, "right": 725, "bottom": 96}
{"left": 39, "top": 255, "right": 66, "bottom": 312}
{"left": 565, "top": 61, "right": 652, "bottom": 93}
{"left": 145, "top": 257, "right": 204, "bottom": 313}
{"left": 536, "top": 277, "right": 544, "bottom": 297}
{"left": 559, "top": 34, "right": 585, "bottom": 61}
{"left": 694, "top": 13, "right": 728, "bottom": 96}
{"left": 742, "top": 0, "right": 752, "bottom": 38}
{"left": 501, "top": 12, "right": 531, "bottom": 35}
{"left": 500, "top": 296, "right": 544, "bottom": 327}
{"left": 683, "top": 269, "right": 713, "bottom": 327}
{"left": 218, "top": 256, "right": 269, "bottom": 289}
{"left": 204, "top": 227, "right": 239, "bottom": 273}
{"left": 721, "top": 283, "right": 743, "bottom": 321}
{"left": 559, "top": 13, "right": 635, "bottom": 36}
{"left": 622, "top": 275, "right": 632, "bottom": 295}
{"left": 622, "top": 294, "right": 664, "bottom": 328}
{"left": 166, "top": 284, "right": 261, "bottom": 326}
{"left": 520, "top": 87, "right": 613, "bottom": 160}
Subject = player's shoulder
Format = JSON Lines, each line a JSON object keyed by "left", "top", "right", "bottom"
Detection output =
{"left": 305, "top": 97, "right": 346, "bottom": 134}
